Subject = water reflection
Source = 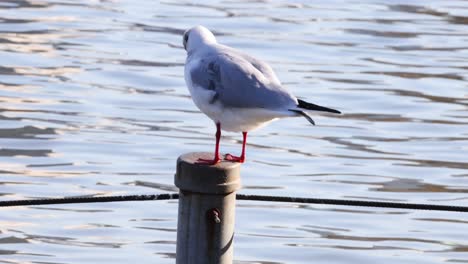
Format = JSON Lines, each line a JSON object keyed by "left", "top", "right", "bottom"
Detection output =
{"left": 346, "top": 28, "right": 419, "bottom": 38}
{"left": 0, "top": 148, "right": 52, "bottom": 157}
{"left": 1, "top": 0, "right": 468, "bottom": 263}
{"left": 362, "top": 71, "right": 464, "bottom": 81}
{"left": 373, "top": 178, "right": 468, "bottom": 193}
{"left": 0, "top": 0, "right": 50, "bottom": 9}
{"left": 351, "top": 87, "right": 468, "bottom": 106}
{"left": 390, "top": 4, "right": 468, "bottom": 25}
{"left": 0, "top": 126, "right": 56, "bottom": 139}
{"left": 25, "top": 233, "right": 125, "bottom": 248}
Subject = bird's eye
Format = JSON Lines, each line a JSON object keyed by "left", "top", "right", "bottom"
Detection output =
{"left": 183, "top": 33, "right": 189, "bottom": 50}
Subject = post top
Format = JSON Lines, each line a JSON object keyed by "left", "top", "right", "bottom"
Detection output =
{"left": 175, "top": 152, "right": 241, "bottom": 194}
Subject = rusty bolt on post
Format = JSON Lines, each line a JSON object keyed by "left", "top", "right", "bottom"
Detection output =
{"left": 208, "top": 208, "right": 221, "bottom": 224}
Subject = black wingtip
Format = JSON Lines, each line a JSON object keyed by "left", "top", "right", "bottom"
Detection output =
{"left": 298, "top": 99, "right": 341, "bottom": 114}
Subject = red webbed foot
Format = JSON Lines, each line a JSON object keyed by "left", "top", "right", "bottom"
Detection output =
{"left": 224, "top": 153, "right": 245, "bottom": 163}
{"left": 196, "top": 155, "right": 222, "bottom": 165}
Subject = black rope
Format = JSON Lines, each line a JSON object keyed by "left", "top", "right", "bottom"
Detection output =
{"left": 1, "top": 193, "right": 468, "bottom": 213}
{"left": 0, "top": 193, "right": 179, "bottom": 207}
{"left": 236, "top": 194, "right": 468, "bottom": 213}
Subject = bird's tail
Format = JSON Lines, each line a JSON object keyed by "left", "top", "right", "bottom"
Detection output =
{"left": 288, "top": 99, "right": 341, "bottom": 125}
{"left": 289, "top": 109, "right": 316, "bottom": 125}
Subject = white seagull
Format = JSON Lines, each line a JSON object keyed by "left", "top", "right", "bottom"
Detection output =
{"left": 183, "top": 25, "right": 341, "bottom": 165}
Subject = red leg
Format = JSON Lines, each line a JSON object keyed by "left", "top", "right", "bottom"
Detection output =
{"left": 196, "top": 122, "right": 222, "bottom": 165}
{"left": 225, "top": 131, "right": 247, "bottom": 163}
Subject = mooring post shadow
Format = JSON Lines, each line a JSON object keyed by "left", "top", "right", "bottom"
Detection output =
{"left": 175, "top": 152, "right": 242, "bottom": 264}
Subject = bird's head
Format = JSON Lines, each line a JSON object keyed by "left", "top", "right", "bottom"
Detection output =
{"left": 183, "top": 25, "right": 217, "bottom": 52}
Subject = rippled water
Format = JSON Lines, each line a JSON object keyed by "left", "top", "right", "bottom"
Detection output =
{"left": 1, "top": 0, "right": 468, "bottom": 263}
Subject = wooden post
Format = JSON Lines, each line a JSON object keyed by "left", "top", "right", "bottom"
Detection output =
{"left": 175, "top": 152, "right": 241, "bottom": 264}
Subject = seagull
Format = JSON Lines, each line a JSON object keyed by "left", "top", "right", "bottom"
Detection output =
{"left": 183, "top": 25, "right": 341, "bottom": 165}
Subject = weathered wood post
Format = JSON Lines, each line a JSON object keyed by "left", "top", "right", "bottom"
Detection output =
{"left": 175, "top": 152, "right": 242, "bottom": 264}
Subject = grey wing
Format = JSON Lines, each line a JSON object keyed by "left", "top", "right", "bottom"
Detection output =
{"left": 235, "top": 51, "right": 282, "bottom": 85}
{"left": 189, "top": 53, "right": 296, "bottom": 109}
{"left": 218, "top": 44, "right": 282, "bottom": 85}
